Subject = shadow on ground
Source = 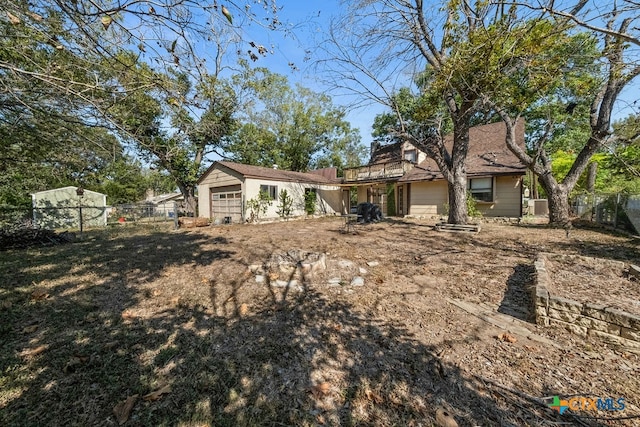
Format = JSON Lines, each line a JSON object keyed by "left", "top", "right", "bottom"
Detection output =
{"left": 498, "top": 264, "right": 535, "bottom": 322}
{"left": 0, "top": 224, "right": 614, "bottom": 426}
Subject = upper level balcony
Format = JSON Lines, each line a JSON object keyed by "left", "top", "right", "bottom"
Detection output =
{"left": 343, "top": 160, "right": 414, "bottom": 182}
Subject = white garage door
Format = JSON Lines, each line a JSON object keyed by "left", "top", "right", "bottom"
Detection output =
{"left": 210, "top": 185, "right": 242, "bottom": 223}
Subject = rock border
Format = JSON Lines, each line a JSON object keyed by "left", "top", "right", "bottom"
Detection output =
{"left": 532, "top": 253, "right": 640, "bottom": 352}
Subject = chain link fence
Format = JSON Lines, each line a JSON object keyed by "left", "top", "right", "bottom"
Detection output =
{"left": 0, "top": 202, "right": 180, "bottom": 230}
{"left": 572, "top": 193, "right": 640, "bottom": 234}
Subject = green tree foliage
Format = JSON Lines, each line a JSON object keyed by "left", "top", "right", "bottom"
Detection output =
{"left": 304, "top": 189, "right": 317, "bottom": 215}
{"left": 276, "top": 189, "right": 293, "bottom": 219}
{"left": 0, "top": 109, "right": 128, "bottom": 206}
{"left": 97, "top": 160, "right": 177, "bottom": 205}
{"left": 0, "top": 1, "right": 283, "bottom": 211}
{"left": 607, "top": 114, "right": 640, "bottom": 188}
{"left": 486, "top": 2, "right": 640, "bottom": 224}
{"left": 103, "top": 55, "right": 237, "bottom": 213}
{"left": 325, "top": 1, "right": 547, "bottom": 224}
{"left": 246, "top": 190, "right": 272, "bottom": 222}
{"left": 226, "top": 64, "right": 366, "bottom": 173}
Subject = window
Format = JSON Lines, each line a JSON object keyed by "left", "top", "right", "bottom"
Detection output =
{"left": 469, "top": 177, "right": 493, "bottom": 202}
{"left": 404, "top": 149, "right": 417, "bottom": 163}
{"left": 259, "top": 184, "right": 278, "bottom": 200}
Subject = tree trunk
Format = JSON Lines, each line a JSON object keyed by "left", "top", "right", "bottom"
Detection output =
{"left": 586, "top": 161, "right": 597, "bottom": 193}
{"left": 177, "top": 184, "right": 197, "bottom": 216}
{"left": 539, "top": 174, "right": 570, "bottom": 225}
{"left": 447, "top": 168, "right": 468, "bottom": 224}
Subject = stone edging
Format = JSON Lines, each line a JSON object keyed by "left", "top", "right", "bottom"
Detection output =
{"left": 532, "top": 253, "right": 640, "bottom": 351}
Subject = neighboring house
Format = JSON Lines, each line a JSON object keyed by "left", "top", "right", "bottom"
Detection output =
{"left": 342, "top": 120, "right": 527, "bottom": 218}
{"left": 31, "top": 186, "right": 107, "bottom": 229}
{"left": 143, "top": 192, "right": 184, "bottom": 217}
{"left": 197, "top": 161, "right": 343, "bottom": 223}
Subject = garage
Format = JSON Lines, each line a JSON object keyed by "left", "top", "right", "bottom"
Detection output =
{"left": 210, "top": 185, "right": 242, "bottom": 223}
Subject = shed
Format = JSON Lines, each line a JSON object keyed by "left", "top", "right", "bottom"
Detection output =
{"left": 31, "top": 186, "right": 107, "bottom": 229}
{"left": 197, "top": 161, "right": 343, "bottom": 223}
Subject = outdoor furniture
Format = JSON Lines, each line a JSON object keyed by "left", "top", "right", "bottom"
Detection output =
{"left": 341, "top": 214, "right": 359, "bottom": 233}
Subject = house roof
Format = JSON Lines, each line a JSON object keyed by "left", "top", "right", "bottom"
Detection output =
{"left": 146, "top": 193, "right": 183, "bottom": 204}
{"left": 198, "top": 161, "right": 340, "bottom": 185}
{"left": 370, "top": 141, "right": 403, "bottom": 164}
{"left": 398, "top": 120, "right": 527, "bottom": 183}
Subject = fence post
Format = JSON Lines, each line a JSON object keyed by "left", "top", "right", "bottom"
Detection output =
{"left": 173, "top": 202, "right": 179, "bottom": 230}
{"left": 78, "top": 205, "right": 83, "bottom": 238}
{"left": 614, "top": 193, "right": 620, "bottom": 229}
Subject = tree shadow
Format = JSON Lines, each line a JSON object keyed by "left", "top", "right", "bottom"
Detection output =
{"left": 498, "top": 264, "right": 535, "bottom": 322}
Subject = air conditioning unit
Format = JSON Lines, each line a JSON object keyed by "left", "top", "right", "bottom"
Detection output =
{"left": 532, "top": 199, "right": 548, "bottom": 215}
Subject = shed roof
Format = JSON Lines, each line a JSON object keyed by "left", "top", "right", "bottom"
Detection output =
{"left": 398, "top": 120, "right": 526, "bottom": 183}
{"left": 31, "top": 186, "right": 106, "bottom": 197}
{"left": 198, "top": 161, "right": 340, "bottom": 185}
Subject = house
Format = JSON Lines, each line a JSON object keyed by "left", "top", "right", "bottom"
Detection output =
{"left": 197, "top": 161, "right": 343, "bottom": 223}
{"left": 143, "top": 192, "right": 184, "bottom": 217}
{"left": 342, "top": 120, "right": 527, "bottom": 218}
{"left": 31, "top": 186, "right": 107, "bottom": 229}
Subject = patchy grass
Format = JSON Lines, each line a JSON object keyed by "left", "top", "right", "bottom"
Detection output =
{"left": 1, "top": 219, "right": 639, "bottom": 426}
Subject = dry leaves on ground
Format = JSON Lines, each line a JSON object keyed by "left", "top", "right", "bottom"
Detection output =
{"left": 309, "top": 382, "right": 331, "bottom": 399}
{"left": 113, "top": 394, "right": 138, "bottom": 425}
{"left": 143, "top": 384, "right": 171, "bottom": 401}
{"left": 20, "top": 345, "right": 47, "bottom": 358}
{"left": 30, "top": 289, "right": 49, "bottom": 300}
{"left": 22, "top": 324, "right": 38, "bottom": 333}
{"left": 497, "top": 332, "right": 517, "bottom": 343}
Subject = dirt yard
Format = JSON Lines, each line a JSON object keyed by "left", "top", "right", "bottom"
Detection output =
{"left": 1, "top": 217, "right": 639, "bottom": 426}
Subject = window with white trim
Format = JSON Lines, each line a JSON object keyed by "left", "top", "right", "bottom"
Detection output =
{"left": 259, "top": 184, "right": 278, "bottom": 200}
{"left": 468, "top": 177, "right": 493, "bottom": 202}
{"left": 404, "top": 149, "right": 417, "bottom": 163}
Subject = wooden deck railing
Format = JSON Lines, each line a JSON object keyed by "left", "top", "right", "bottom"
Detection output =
{"left": 343, "top": 160, "right": 414, "bottom": 182}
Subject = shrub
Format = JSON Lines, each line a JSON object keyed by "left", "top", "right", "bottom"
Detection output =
{"left": 276, "top": 189, "right": 293, "bottom": 219}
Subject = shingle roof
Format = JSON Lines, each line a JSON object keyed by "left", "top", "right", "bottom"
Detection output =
{"left": 200, "top": 161, "right": 340, "bottom": 185}
{"left": 370, "top": 141, "right": 402, "bottom": 164}
{"left": 398, "top": 120, "right": 526, "bottom": 183}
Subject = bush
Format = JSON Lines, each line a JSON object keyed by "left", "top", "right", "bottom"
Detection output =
{"left": 304, "top": 189, "right": 317, "bottom": 215}
{"left": 276, "top": 189, "right": 293, "bottom": 219}
{"left": 246, "top": 191, "right": 272, "bottom": 222}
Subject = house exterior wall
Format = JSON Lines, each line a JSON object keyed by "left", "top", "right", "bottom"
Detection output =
{"left": 197, "top": 167, "right": 243, "bottom": 219}
{"left": 401, "top": 141, "right": 428, "bottom": 164}
{"left": 404, "top": 175, "right": 522, "bottom": 218}
{"left": 475, "top": 175, "right": 522, "bottom": 217}
{"left": 32, "top": 187, "right": 107, "bottom": 229}
{"left": 357, "top": 187, "right": 368, "bottom": 204}
{"left": 244, "top": 178, "right": 341, "bottom": 219}
{"left": 408, "top": 181, "right": 449, "bottom": 216}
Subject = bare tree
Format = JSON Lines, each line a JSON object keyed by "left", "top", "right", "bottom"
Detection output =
{"left": 2, "top": 0, "right": 281, "bottom": 99}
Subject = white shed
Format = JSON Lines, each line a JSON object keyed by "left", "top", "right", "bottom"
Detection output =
{"left": 31, "top": 186, "right": 107, "bottom": 229}
{"left": 197, "top": 161, "right": 344, "bottom": 223}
